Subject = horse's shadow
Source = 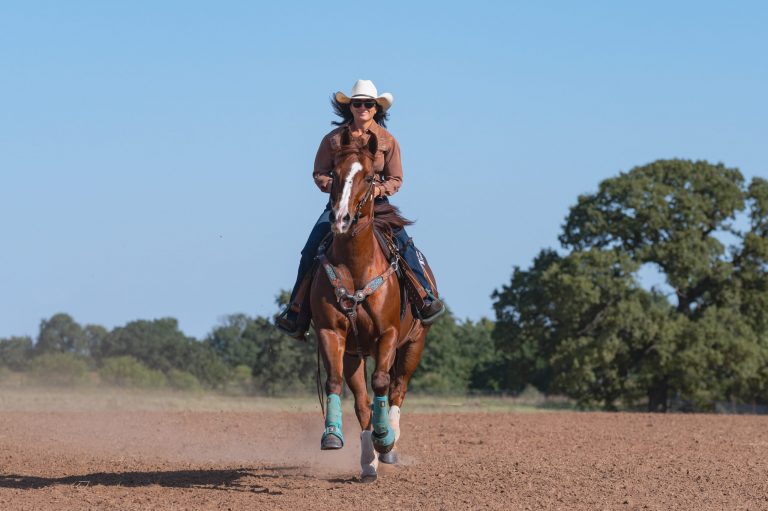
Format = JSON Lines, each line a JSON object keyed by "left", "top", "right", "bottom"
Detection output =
{"left": 0, "top": 466, "right": 306, "bottom": 493}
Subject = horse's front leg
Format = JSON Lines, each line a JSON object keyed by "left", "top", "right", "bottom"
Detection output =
{"left": 343, "top": 353, "right": 378, "bottom": 482}
{"left": 371, "top": 327, "right": 398, "bottom": 454}
{"left": 317, "top": 327, "right": 346, "bottom": 450}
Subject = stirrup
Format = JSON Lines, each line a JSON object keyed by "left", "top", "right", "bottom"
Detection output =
{"left": 419, "top": 296, "right": 446, "bottom": 325}
{"left": 274, "top": 308, "right": 308, "bottom": 340}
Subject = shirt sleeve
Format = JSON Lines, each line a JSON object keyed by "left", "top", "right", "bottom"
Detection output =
{"left": 313, "top": 134, "right": 334, "bottom": 193}
{"left": 379, "top": 136, "right": 403, "bottom": 196}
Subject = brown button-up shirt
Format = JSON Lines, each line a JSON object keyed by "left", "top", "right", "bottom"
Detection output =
{"left": 312, "top": 122, "right": 403, "bottom": 197}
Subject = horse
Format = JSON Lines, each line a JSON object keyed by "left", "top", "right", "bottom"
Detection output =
{"left": 309, "top": 129, "right": 436, "bottom": 482}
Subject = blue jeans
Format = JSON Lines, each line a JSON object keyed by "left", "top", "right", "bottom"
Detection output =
{"left": 288, "top": 199, "right": 433, "bottom": 305}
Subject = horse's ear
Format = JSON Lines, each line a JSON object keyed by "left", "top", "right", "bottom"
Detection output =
{"left": 367, "top": 132, "right": 378, "bottom": 156}
{"left": 340, "top": 129, "right": 351, "bottom": 147}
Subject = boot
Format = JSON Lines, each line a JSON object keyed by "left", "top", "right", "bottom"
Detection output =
{"left": 399, "top": 259, "right": 446, "bottom": 325}
{"left": 275, "top": 270, "right": 314, "bottom": 341}
{"left": 419, "top": 294, "right": 446, "bottom": 325}
{"left": 275, "top": 307, "right": 309, "bottom": 340}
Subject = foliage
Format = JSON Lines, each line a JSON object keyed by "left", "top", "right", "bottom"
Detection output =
{"left": 227, "top": 364, "right": 254, "bottom": 394}
{"left": 207, "top": 313, "right": 318, "bottom": 395}
{"left": 100, "top": 318, "right": 229, "bottom": 388}
{"left": 0, "top": 336, "right": 34, "bottom": 371}
{"left": 100, "top": 356, "right": 167, "bottom": 388}
{"left": 494, "top": 160, "right": 768, "bottom": 411}
{"left": 167, "top": 369, "right": 202, "bottom": 391}
{"left": 411, "top": 308, "right": 497, "bottom": 393}
{"left": 27, "top": 352, "right": 90, "bottom": 386}
{"left": 36, "top": 313, "right": 88, "bottom": 356}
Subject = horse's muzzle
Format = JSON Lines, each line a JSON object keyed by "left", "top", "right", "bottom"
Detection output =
{"left": 330, "top": 209, "right": 352, "bottom": 234}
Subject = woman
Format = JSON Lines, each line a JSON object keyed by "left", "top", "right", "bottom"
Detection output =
{"left": 276, "top": 79, "right": 445, "bottom": 338}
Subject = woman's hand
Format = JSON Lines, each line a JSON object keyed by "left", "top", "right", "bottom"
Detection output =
{"left": 314, "top": 173, "right": 333, "bottom": 193}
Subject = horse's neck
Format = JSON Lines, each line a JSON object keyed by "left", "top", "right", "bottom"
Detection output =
{"left": 330, "top": 221, "right": 380, "bottom": 282}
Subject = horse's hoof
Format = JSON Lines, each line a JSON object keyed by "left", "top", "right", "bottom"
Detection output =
{"left": 372, "top": 427, "right": 395, "bottom": 453}
{"left": 321, "top": 433, "right": 343, "bottom": 450}
{"left": 361, "top": 473, "right": 377, "bottom": 483}
{"left": 372, "top": 439, "right": 394, "bottom": 454}
{"left": 360, "top": 466, "right": 378, "bottom": 483}
{"left": 379, "top": 450, "right": 398, "bottom": 465}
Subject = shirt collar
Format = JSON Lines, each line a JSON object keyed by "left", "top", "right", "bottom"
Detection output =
{"left": 346, "top": 121, "right": 381, "bottom": 135}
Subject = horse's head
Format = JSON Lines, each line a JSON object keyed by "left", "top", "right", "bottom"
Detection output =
{"left": 329, "top": 130, "right": 378, "bottom": 235}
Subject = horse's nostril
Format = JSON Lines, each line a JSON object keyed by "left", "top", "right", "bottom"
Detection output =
{"left": 343, "top": 213, "right": 351, "bottom": 223}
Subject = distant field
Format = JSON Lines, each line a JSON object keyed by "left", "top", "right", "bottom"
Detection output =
{"left": 0, "top": 386, "right": 570, "bottom": 413}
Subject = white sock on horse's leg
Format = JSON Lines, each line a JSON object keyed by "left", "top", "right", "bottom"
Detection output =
{"left": 389, "top": 405, "right": 401, "bottom": 443}
{"left": 360, "top": 430, "right": 379, "bottom": 482}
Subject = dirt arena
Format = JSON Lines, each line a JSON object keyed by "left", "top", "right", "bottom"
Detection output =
{"left": 0, "top": 390, "right": 766, "bottom": 510}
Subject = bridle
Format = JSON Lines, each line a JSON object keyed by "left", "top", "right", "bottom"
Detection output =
{"left": 349, "top": 175, "right": 376, "bottom": 237}
{"left": 330, "top": 160, "right": 377, "bottom": 238}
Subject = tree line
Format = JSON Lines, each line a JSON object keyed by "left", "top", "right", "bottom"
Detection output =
{"left": 0, "top": 301, "right": 495, "bottom": 395}
{"left": 1, "top": 159, "right": 766, "bottom": 411}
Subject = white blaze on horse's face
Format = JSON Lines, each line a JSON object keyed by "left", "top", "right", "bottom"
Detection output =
{"left": 332, "top": 161, "right": 363, "bottom": 234}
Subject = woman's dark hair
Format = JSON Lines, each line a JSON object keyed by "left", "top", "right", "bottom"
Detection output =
{"left": 331, "top": 95, "right": 389, "bottom": 128}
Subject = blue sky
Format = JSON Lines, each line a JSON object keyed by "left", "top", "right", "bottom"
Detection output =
{"left": 1, "top": 1, "right": 766, "bottom": 340}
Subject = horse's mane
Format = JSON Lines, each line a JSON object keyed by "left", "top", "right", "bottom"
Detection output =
{"left": 373, "top": 201, "right": 414, "bottom": 237}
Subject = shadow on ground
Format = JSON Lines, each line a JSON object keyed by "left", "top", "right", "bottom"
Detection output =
{"left": 0, "top": 466, "right": 315, "bottom": 493}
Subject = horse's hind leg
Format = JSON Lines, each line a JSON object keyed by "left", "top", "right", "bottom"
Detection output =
{"left": 380, "top": 334, "right": 426, "bottom": 465}
{"left": 343, "top": 353, "right": 378, "bottom": 482}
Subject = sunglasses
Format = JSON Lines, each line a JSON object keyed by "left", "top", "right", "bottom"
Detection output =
{"left": 351, "top": 100, "right": 377, "bottom": 109}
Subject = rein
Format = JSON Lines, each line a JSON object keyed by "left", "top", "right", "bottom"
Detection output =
{"left": 349, "top": 176, "right": 376, "bottom": 237}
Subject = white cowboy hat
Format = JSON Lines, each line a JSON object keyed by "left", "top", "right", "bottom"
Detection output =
{"left": 335, "top": 79, "right": 394, "bottom": 111}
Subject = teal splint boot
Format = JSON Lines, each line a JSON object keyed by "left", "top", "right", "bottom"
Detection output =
{"left": 371, "top": 395, "right": 395, "bottom": 453}
{"left": 321, "top": 394, "right": 344, "bottom": 450}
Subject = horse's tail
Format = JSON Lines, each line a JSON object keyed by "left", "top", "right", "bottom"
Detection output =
{"left": 373, "top": 202, "right": 414, "bottom": 237}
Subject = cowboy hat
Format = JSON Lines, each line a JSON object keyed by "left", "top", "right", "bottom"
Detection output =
{"left": 335, "top": 79, "right": 394, "bottom": 111}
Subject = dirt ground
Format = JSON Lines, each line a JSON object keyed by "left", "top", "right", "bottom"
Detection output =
{"left": 0, "top": 392, "right": 766, "bottom": 510}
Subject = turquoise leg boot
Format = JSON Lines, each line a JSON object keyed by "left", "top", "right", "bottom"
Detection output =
{"left": 371, "top": 395, "right": 395, "bottom": 453}
{"left": 321, "top": 394, "right": 344, "bottom": 450}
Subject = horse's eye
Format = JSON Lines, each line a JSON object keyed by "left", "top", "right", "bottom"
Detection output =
{"left": 329, "top": 170, "right": 336, "bottom": 178}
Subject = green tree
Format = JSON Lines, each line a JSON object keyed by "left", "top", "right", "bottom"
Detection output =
{"left": 206, "top": 314, "right": 261, "bottom": 369}
{"left": 83, "top": 324, "right": 109, "bottom": 361}
{"left": 0, "top": 336, "right": 34, "bottom": 370}
{"left": 101, "top": 318, "right": 229, "bottom": 388}
{"left": 494, "top": 160, "right": 768, "bottom": 411}
{"left": 206, "top": 306, "right": 318, "bottom": 395}
{"left": 411, "top": 307, "right": 497, "bottom": 394}
{"left": 36, "top": 313, "right": 88, "bottom": 355}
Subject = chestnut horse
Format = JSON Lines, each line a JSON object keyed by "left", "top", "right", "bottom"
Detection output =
{"left": 309, "top": 130, "right": 435, "bottom": 482}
